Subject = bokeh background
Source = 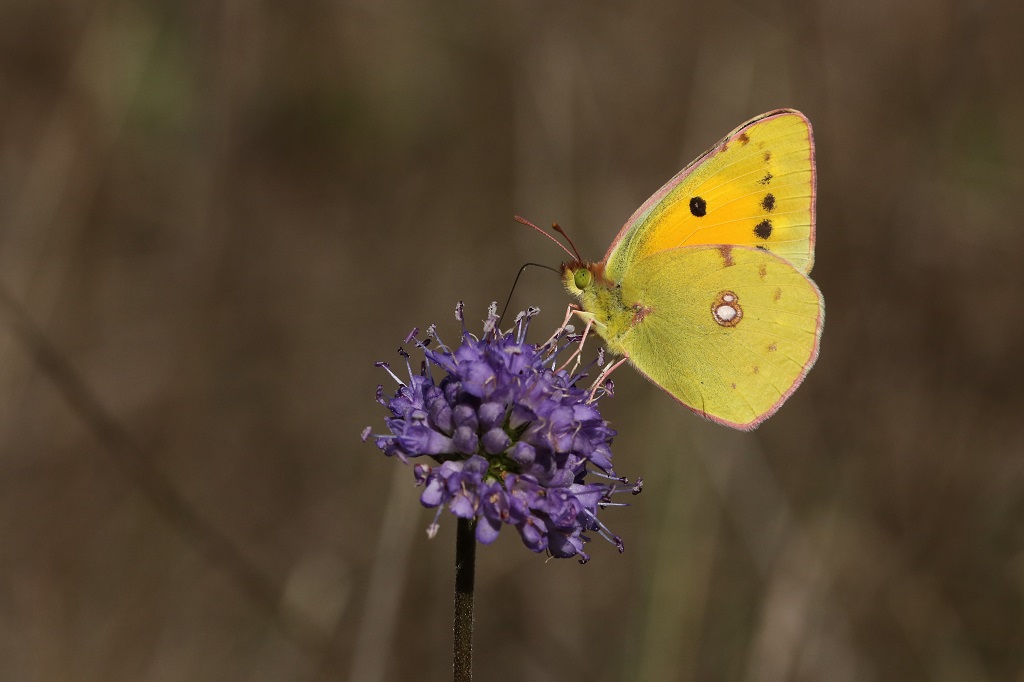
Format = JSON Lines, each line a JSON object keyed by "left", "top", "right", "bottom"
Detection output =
{"left": 1, "top": 0, "right": 1022, "bottom": 680}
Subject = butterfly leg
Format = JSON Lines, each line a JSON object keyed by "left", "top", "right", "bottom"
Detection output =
{"left": 546, "top": 303, "right": 598, "bottom": 375}
{"left": 588, "top": 354, "right": 629, "bottom": 402}
{"left": 571, "top": 318, "right": 595, "bottom": 375}
{"left": 557, "top": 316, "right": 594, "bottom": 374}
{"left": 542, "top": 303, "right": 580, "bottom": 348}
{"left": 558, "top": 301, "right": 614, "bottom": 373}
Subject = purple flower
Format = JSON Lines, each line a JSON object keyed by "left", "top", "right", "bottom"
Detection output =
{"left": 365, "top": 303, "right": 641, "bottom": 563}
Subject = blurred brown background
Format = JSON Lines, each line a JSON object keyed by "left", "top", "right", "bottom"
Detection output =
{"left": 0, "top": 0, "right": 1022, "bottom": 680}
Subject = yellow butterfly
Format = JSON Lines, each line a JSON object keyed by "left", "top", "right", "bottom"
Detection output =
{"left": 561, "top": 109, "right": 824, "bottom": 430}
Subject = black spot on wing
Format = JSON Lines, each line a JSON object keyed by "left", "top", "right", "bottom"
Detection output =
{"left": 760, "top": 193, "right": 776, "bottom": 212}
{"left": 758, "top": 172, "right": 773, "bottom": 186}
{"left": 689, "top": 196, "right": 707, "bottom": 217}
{"left": 754, "top": 219, "right": 773, "bottom": 240}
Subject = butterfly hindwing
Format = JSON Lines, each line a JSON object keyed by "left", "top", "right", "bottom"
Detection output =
{"left": 617, "top": 244, "right": 823, "bottom": 430}
{"left": 605, "top": 110, "right": 815, "bottom": 279}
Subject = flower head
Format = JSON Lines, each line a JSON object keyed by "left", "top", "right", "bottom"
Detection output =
{"left": 364, "top": 303, "right": 641, "bottom": 562}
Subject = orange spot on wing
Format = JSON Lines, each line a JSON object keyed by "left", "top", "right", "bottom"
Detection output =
{"left": 767, "top": 342, "right": 777, "bottom": 352}
{"left": 718, "top": 245, "right": 735, "bottom": 267}
{"left": 738, "top": 132, "right": 750, "bottom": 145}
{"left": 759, "top": 264, "right": 768, "bottom": 279}
{"left": 631, "top": 303, "right": 653, "bottom": 326}
{"left": 773, "top": 288, "right": 782, "bottom": 301}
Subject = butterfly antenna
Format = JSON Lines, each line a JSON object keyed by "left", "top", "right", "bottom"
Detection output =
{"left": 498, "top": 261, "right": 560, "bottom": 327}
{"left": 550, "top": 222, "right": 583, "bottom": 263}
{"left": 514, "top": 215, "right": 577, "bottom": 261}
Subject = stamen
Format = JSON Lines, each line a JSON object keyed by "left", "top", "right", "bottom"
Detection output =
{"left": 588, "top": 355, "right": 629, "bottom": 402}
{"left": 426, "top": 506, "right": 444, "bottom": 539}
{"left": 514, "top": 307, "right": 539, "bottom": 344}
{"left": 588, "top": 470, "right": 628, "bottom": 483}
{"left": 425, "top": 324, "right": 451, "bottom": 356}
{"left": 579, "top": 506, "right": 625, "bottom": 553}
{"left": 482, "top": 301, "right": 500, "bottom": 336}
{"left": 375, "top": 361, "right": 405, "bottom": 387}
{"left": 587, "top": 378, "right": 615, "bottom": 401}
{"left": 512, "top": 311, "right": 525, "bottom": 342}
{"left": 397, "top": 347, "right": 415, "bottom": 383}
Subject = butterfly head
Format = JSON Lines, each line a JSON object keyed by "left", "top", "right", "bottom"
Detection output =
{"left": 561, "top": 261, "right": 611, "bottom": 301}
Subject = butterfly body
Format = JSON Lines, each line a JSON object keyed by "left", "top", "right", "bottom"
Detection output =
{"left": 562, "top": 109, "right": 824, "bottom": 430}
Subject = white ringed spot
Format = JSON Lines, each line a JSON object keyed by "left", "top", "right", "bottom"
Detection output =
{"left": 712, "top": 290, "right": 743, "bottom": 327}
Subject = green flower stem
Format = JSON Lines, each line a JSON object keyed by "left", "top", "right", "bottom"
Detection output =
{"left": 453, "top": 517, "right": 476, "bottom": 681}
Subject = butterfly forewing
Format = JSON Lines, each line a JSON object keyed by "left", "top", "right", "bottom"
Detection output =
{"left": 605, "top": 110, "right": 815, "bottom": 279}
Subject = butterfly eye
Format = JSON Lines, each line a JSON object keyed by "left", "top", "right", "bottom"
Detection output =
{"left": 574, "top": 268, "right": 592, "bottom": 290}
